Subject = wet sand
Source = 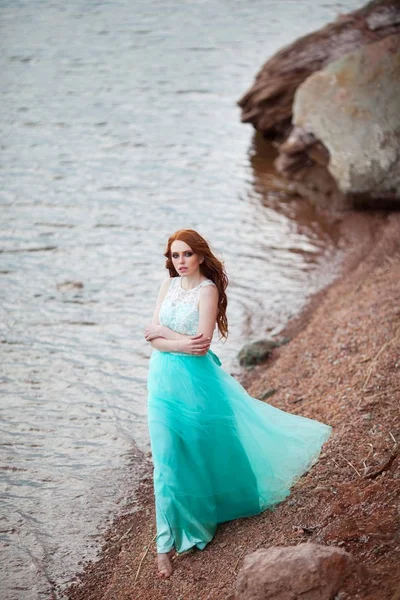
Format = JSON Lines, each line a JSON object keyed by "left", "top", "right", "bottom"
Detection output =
{"left": 65, "top": 209, "right": 400, "bottom": 600}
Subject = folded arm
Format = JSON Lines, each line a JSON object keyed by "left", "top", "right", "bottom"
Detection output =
{"left": 149, "top": 337, "right": 182, "bottom": 352}
{"left": 146, "top": 323, "right": 191, "bottom": 341}
{"left": 144, "top": 278, "right": 218, "bottom": 355}
{"left": 149, "top": 332, "right": 211, "bottom": 354}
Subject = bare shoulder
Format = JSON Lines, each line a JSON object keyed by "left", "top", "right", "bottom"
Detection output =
{"left": 199, "top": 281, "right": 218, "bottom": 298}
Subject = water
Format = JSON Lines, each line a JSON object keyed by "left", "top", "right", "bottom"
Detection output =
{"left": 0, "top": 0, "right": 365, "bottom": 597}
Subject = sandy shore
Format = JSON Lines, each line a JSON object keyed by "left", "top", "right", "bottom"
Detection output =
{"left": 65, "top": 209, "right": 400, "bottom": 600}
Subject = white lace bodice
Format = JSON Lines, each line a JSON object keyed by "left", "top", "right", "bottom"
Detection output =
{"left": 159, "top": 277, "right": 216, "bottom": 336}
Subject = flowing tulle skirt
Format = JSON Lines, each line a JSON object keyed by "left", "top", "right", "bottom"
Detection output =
{"left": 147, "top": 348, "right": 332, "bottom": 554}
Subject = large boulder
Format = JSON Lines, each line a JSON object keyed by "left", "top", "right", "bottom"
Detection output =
{"left": 235, "top": 544, "right": 359, "bottom": 600}
{"left": 277, "top": 34, "right": 400, "bottom": 207}
{"left": 238, "top": 0, "right": 400, "bottom": 137}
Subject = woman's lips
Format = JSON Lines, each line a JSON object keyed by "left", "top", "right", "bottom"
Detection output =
{"left": 179, "top": 267, "right": 187, "bottom": 272}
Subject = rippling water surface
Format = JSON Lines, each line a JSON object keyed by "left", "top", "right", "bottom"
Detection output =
{"left": 0, "top": 0, "right": 365, "bottom": 597}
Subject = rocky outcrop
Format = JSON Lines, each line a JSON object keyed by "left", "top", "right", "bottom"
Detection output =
{"left": 276, "top": 34, "right": 400, "bottom": 208}
{"left": 238, "top": 0, "right": 400, "bottom": 138}
{"left": 239, "top": 0, "right": 400, "bottom": 209}
{"left": 235, "top": 544, "right": 360, "bottom": 600}
{"left": 238, "top": 337, "right": 289, "bottom": 367}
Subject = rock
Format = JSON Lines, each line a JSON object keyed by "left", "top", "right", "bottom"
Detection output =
{"left": 56, "top": 280, "right": 84, "bottom": 292}
{"left": 238, "top": 0, "right": 400, "bottom": 137}
{"left": 258, "top": 388, "right": 277, "bottom": 401}
{"left": 235, "top": 544, "right": 358, "bottom": 600}
{"left": 280, "top": 34, "right": 400, "bottom": 207}
{"left": 238, "top": 339, "right": 278, "bottom": 367}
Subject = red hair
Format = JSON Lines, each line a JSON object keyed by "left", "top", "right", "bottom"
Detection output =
{"left": 164, "top": 229, "right": 229, "bottom": 340}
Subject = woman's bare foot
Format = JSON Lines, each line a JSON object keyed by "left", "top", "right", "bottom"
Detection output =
{"left": 157, "top": 548, "right": 176, "bottom": 578}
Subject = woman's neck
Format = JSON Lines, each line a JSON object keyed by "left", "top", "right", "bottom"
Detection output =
{"left": 180, "top": 273, "right": 205, "bottom": 290}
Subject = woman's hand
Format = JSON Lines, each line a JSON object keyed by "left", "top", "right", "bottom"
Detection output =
{"left": 177, "top": 333, "right": 211, "bottom": 356}
{"left": 144, "top": 324, "right": 164, "bottom": 341}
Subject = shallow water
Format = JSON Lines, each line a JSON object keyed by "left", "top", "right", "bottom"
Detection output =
{"left": 0, "top": 0, "right": 365, "bottom": 597}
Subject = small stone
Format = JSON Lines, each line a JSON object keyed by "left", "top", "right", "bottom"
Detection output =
{"left": 238, "top": 339, "right": 278, "bottom": 367}
{"left": 56, "top": 280, "right": 84, "bottom": 292}
{"left": 259, "top": 388, "right": 277, "bottom": 401}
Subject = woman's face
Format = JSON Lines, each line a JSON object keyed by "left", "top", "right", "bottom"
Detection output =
{"left": 170, "top": 240, "right": 203, "bottom": 277}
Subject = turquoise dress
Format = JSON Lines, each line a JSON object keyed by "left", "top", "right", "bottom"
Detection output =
{"left": 147, "top": 277, "right": 332, "bottom": 554}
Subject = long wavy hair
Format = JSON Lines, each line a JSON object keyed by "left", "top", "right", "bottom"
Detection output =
{"left": 164, "top": 229, "right": 229, "bottom": 340}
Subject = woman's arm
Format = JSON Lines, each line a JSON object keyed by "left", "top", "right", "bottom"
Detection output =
{"left": 149, "top": 334, "right": 210, "bottom": 354}
{"left": 149, "top": 337, "right": 182, "bottom": 352}
{"left": 150, "top": 277, "right": 171, "bottom": 326}
{"left": 196, "top": 284, "right": 219, "bottom": 340}
{"left": 145, "top": 323, "right": 191, "bottom": 342}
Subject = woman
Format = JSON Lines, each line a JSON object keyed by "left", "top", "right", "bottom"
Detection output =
{"left": 144, "top": 229, "right": 332, "bottom": 578}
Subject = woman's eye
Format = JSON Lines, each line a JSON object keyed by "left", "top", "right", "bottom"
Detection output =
{"left": 171, "top": 251, "right": 192, "bottom": 258}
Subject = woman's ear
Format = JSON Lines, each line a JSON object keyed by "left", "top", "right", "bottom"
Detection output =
{"left": 199, "top": 256, "right": 204, "bottom": 264}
